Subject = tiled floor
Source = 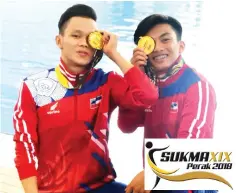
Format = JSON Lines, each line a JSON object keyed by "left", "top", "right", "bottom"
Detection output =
{"left": 0, "top": 133, "right": 24, "bottom": 193}
{"left": 0, "top": 167, "right": 24, "bottom": 193}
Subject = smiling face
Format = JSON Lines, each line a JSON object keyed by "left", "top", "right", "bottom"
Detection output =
{"left": 147, "top": 24, "right": 185, "bottom": 72}
{"left": 56, "top": 16, "right": 97, "bottom": 69}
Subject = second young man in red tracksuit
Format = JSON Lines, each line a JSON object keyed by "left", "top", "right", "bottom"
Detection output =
{"left": 118, "top": 14, "right": 217, "bottom": 193}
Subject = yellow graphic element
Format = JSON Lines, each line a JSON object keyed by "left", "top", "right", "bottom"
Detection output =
{"left": 55, "top": 66, "right": 70, "bottom": 88}
{"left": 147, "top": 154, "right": 179, "bottom": 175}
{"left": 147, "top": 154, "right": 233, "bottom": 190}
{"left": 137, "top": 36, "right": 155, "bottom": 55}
{"left": 56, "top": 66, "right": 82, "bottom": 89}
{"left": 209, "top": 152, "right": 232, "bottom": 162}
{"left": 88, "top": 31, "right": 104, "bottom": 50}
{"left": 222, "top": 152, "right": 232, "bottom": 162}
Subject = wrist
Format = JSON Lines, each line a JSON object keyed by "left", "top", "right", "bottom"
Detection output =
{"left": 107, "top": 50, "right": 120, "bottom": 62}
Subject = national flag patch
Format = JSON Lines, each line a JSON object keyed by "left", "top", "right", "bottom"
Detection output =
{"left": 90, "top": 95, "right": 102, "bottom": 109}
{"left": 170, "top": 102, "right": 178, "bottom": 113}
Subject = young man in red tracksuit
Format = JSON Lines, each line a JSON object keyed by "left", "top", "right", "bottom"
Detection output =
{"left": 12, "top": 4, "right": 158, "bottom": 193}
{"left": 118, "top": 14, "right": 217, "bottom": 193}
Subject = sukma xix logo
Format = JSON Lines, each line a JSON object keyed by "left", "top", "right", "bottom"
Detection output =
{"left": 145, "top": 141, "right": 233, "bottom": 190}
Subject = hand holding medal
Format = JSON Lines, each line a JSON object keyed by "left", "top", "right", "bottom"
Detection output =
{"left": 87, "top": 30, "right": 118, "bottom": 60}
{"left": 132, "top": 36, "right": 157, "bottom": 84}
{"left": 130, "top": 36, "right": 155, "bottom": 68}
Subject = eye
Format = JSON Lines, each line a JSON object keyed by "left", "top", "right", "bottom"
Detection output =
{"left": 72, "top": 34, "right": 80, "bottom": 38}
{"left": 162, "top": 38, "right": 170, "bottom": 42}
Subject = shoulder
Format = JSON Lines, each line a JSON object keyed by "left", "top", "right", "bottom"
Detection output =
{"left": 180, "top": 65, "right": 214, "bottom": 88}
{"left": 23, "top": 68, "right": 58, "bottom": 95}
{"left": 24, "top": 68, "right": 56, "bottom": 81}
{"left": 23, "top": 68, "right": 57, "bottom": 87}
{"left": 164, "top": 65, "right": 200, "bottom": 95}
{"left": 22, "top": 68, "right": 67, "bottom": 107}
{"left": 187, "top": 66, "right": 215, "bottom": 92}
{"left": 183, "top": 65, "right": 216, "bottom": 101}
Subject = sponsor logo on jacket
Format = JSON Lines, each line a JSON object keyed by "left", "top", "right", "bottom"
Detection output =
{"left": 145, "top": 106, "right": 152, "bottom": 112}
{"left": 47, "top": 102, "right": 60, "bottom": 114}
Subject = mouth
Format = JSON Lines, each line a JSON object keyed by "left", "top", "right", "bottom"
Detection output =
{"left": 77, "top": 51, "right": 89, "bottom": 57}
{"left": 153, "top": 54, "right": 168, "bottom": 61}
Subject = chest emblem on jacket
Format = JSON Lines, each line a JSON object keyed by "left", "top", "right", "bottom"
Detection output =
{"left": 145, "top": 106, "right": 152, "bottom": 112}
{"left": 90, "top": 95, "right": 102, "bottom": 109}
{"left": 35, "top": 78, "right": 57, "bottom": 96}
{"left": 170, "top": 102, "right": 178, "bottom": 113}
{"left": 47, "top": 102, "right": 60, "bottom": 114}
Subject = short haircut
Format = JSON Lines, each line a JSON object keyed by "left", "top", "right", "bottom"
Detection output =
{"left": 58, "top": 4, "right": 97, "bottom": 34}
{"left": 134, "top": 14, "right": 182, "bottom": 44}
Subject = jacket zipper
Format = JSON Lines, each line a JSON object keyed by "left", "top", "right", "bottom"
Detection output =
{"left": 158, "top": 79, "right": 161, "bottom": 97}
{"left": 74, "top": 89, "right": 78, "bottom": 121}
{"left": 74, "top": 74, "right": 82, "bottom": 122}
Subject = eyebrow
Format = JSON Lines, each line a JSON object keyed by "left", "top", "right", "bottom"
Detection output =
{"left": 71, "top": 29, "right": 96, "bottom": 36}
{"left": 72, "top": 30, "right": 83, "bottom": 34}
{"left": 159, "top": 32, "right": 171, "bottom": 38}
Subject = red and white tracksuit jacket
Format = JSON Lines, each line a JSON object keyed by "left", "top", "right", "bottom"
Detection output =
{"left": 13, "top": 60, "right": 158, "bottom": 193}
{"left": 118, "top": 63, "right": 216, "bottom": 138}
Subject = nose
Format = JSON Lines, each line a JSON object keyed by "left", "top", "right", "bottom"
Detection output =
{"left": 79, "top": 36, "right": 89, "bottom": 48}
{"left": 154, "top": 40, "right": 165, "bottom": 52}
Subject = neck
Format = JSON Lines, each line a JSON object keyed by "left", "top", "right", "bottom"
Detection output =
{"left": 60, "top": 56, "right": 86, "bottom": 75}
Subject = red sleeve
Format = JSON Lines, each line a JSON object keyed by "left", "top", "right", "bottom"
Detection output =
{"left": 118, "top": 108, "right": 145, "bottom": 133}
{"left": 108, "top": 66, "right": 158, "bottom": 109}
{"left": 177, "top": 81, "right": 216, "bottom": 138}
{"left": 13, "top": 82, "right": 38, "bottom": 180}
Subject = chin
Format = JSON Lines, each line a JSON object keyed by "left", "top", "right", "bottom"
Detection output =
{"left": 74, "top": 60, "right": 91, "bottom": 67}
{"left": 152, "top": 62, "right": 170, "bottom": 72}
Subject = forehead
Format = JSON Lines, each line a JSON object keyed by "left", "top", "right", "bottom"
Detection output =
{"left": 64, "top": 16, "right": 97, "bottom": 34}
{"left": 146, "top": 24, "right": 176, "bottom": 38}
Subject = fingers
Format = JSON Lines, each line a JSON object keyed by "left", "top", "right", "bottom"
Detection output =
{"left": 125, "top": 183, "right": 146, "bottom": 193}
{"left": 131, "top": 48, "right": 148, "bottom": 67}
{"left": 99, "top": 30, "right": 117, "bottom": 44}
{"left": 125, "top": 185, "right": 133, "bottom": 193}
{"left": 133, "top": 47, "right": 146, "bottom": 55}
{"left": 133, "top": 187, "right": 143, "bottom": 193}
{"left": 133, "top": 48, "right": 148, "bottom": 60}
{"left": 102, "top": 32, "right": 110, "bottom": 44}
{"left": 145, "top": 190, "right": 151, "bottom": 193}
{"left": 125, "top": 186, "right": 145, "bottom": 193}
{"left": 131, "top": 54, "right": 147, "bottom": 64}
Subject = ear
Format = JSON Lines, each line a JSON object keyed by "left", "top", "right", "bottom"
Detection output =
{"left": 55, "top": 34, "right": 63, "bottom": 49}
{"left": 178, "top": 41, "right": 185, "bottom": 54}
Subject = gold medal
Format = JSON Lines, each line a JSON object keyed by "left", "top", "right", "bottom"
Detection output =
{"left": 88, "top": 31, "right": 104, "bottom": 50}
{"left": 137, "top": 36, "right": 155, "bottom": 55}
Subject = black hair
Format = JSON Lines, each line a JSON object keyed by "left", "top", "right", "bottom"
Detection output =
{"left": 134, "top": 14, "right": 182, "bottom": 44}
{"left": 58, "top": 4, "right": 97, "bottom": 34}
